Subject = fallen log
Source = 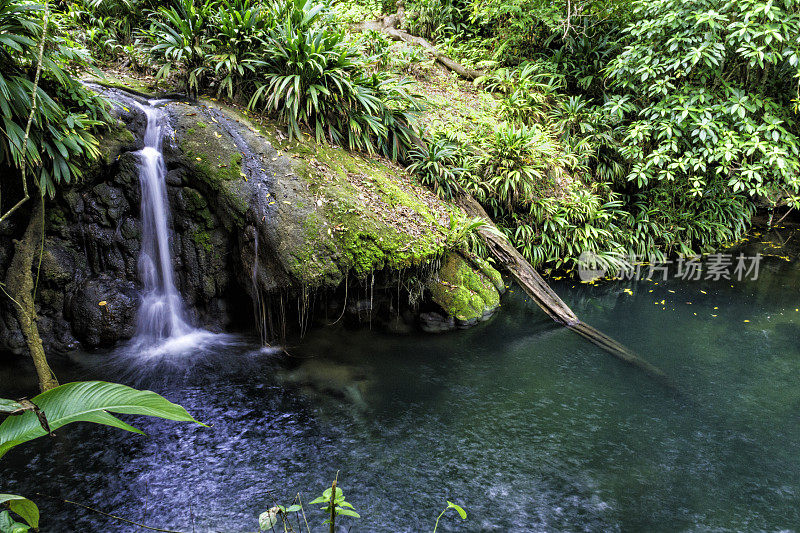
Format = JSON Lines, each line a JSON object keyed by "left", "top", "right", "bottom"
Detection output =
{"left": 456, "top": 194, "right": 675, "bottom": 387}
{"left": 351, "top": 1, "right": 485, "bottom": 81}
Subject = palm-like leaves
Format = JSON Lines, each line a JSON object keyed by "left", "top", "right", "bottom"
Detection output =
{"left": 407, "top": 139, "right": 464, "bottom": 199}
{"left": 0, "top": 0, "right": 109, "bottom": 197}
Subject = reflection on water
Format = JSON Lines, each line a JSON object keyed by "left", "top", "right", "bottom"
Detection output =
{"left": 2, "top": 228, "right": 799, "bottom": 532}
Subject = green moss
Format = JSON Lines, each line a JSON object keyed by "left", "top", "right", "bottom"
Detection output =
{"left": 47, "top": 208, "right": 67, "bottom": 230}
{"left": 96, "top": 125, "right": 135, "bottom": 166}
{"left": 428, "top": 252, "right": 501, "bottom": 322}
{"left": 178, "top": 115, "right": 248, "bottom": 229}
{"left": 193, "top": 228, "right": 213, "bottom": 252}
{"left": 196, "top": 121, "right": 207, "bottom": 128}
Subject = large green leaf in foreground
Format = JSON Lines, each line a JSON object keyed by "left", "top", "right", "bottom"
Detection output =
{"left": 0, "top": 381, "right": 204, "bottom": 459}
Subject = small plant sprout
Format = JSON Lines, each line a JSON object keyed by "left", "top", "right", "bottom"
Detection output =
{"left": 309, "top": 476, "right": 360, "bottom": 533}
{"left": 433, "top": 501, "right": 467, "bottom": 532}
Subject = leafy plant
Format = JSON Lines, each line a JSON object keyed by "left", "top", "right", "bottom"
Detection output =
{"left": 0, "top": 0, "right": 110, "bottom": 198}
{"left": 247, "top": 0, "right": 422, "bottom": 157}
{"left": 444, "top": 213, "right": 494, "bottom": 257}
{"left": 0, "top": 381, "right": 204, "bottom": 459}
{"left": 0, "top": 494, "right": 38, "bottom": 533}
{"left": 0, "top": 382, "right": 202, "bottom": 532}
{"left": 405, "top": 0, "right": 471, "bottom": 41}
{"left": 407, "top": 138, "right": 464, "bottom": 199}
{"left": 473, "top": 123, "right": 569, "bottom": 212}
{"left": 308, "top": 479, "right": 360, "bottom": 531}
{"left": 606, "top": 0, "right": 800, "bottom": 206}
{"left": 147, "top": 0, "right": 218, "bottom": 95}
{"left": 207, "top": 0, "right": 273, "bottom": 99}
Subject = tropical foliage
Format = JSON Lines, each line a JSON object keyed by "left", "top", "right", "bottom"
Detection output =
{"left": 141, "top": 0, "right": 424, "bottom": 158}
{"left": 0, "top": 0, "right": 109, "bottom": 201}
{"left": 0, "top": 381, "right": 203, "bottom": 459}
{"left": 396, "top": 0, "right": 800, "bottom": 272}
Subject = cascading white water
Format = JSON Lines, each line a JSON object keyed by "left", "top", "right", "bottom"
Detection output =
{"left": 133, "top": 102, "right": 193, "bottom": 344}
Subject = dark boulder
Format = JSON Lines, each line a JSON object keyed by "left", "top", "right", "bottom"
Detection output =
{"left": 71, "top": 277, "right": 139, "bottom": 348}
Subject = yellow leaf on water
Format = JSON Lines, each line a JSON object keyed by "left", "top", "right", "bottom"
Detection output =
{"left": 700, "top": 290, "right": 707, "bottom": 294}
{"left": 743, "top": 320, "right": 750, "bottom": 323}
{"left": 98, "top": 301, "right": 107, "bottom": 306}
{"left": 195, "top": 157, "right": 202, "bottom": 161}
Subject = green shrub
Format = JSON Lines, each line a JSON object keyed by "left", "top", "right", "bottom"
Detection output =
{"left": 407, "top": 138, "right": 464, "bottom": 199}
{"left": 147, "top": 0, "right": 218, "bottom": 95}
{"left": 605, "top": 0, "right": 800, "bottom": 207}
{"left": 247, "top": 0, "right": 422, "bottom": 156}
{"left": 471, "top": 123, "right": 572, "bottom": 212}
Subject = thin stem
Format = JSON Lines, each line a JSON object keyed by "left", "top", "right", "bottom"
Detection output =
{"left": 328, "top": 478, "right": 337, "bottom": 533}
{"left": 432, "top": 508, "right": 447, "bottom": 533}
{"left": 298, "top": 493, "right": 311, "bottom": 533}
{"left": 35, "top": 494, "right": 187, "bottom": 533}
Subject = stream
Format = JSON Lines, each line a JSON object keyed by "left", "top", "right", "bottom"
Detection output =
{"left": 2, "top": 230, "right": 799, "bottom": 532}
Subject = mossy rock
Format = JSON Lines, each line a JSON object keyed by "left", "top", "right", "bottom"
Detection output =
{"left": 427, "top": 251, "right": 502, "bottom": 325}
{"left": 158, "top": 97, "right": 503, "bottom": 329}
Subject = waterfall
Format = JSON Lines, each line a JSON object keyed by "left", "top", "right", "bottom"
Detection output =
{"left": 127, "top": 100, "right": 224, "bottom": 358}
{"left": 133, "top": 102, "right": 193, "bottom": 344}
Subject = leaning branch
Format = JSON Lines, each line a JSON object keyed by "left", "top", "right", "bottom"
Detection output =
{"left": 350, "top": 1, "right": 485, "bottom": 80}
{"left": 456, "top": 194, "right": 676, "bottom": 389}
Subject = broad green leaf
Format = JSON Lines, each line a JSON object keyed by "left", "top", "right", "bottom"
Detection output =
{"left": 0, "top": 401, "right": 23, "bottom": 415}
{"left": 0, "top": 496, "right": 38, "bottom": 528}
{"left": 336, "top": 508, "right": 360, "bottom": 519}
{"left": 0, "top": 382, "right": 204, "bottom": 459}
{"left": 0, "top": 511, "right": 28, "bottom": 533}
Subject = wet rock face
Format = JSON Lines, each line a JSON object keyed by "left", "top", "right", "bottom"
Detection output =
{"left": 0, "top": 94, "right": 237, "bottom": 354}
{"left": 71, "top": 277, "right": 139, "bottom": 347}
{"left": 0, "top": 87, "right": 505, "bottom": 355}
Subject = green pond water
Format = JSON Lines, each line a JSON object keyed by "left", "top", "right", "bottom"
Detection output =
{"left": 2, "top": 228, "right": 799, "bottom": 531}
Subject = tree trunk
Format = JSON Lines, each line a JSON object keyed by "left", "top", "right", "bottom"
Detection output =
{"left": 5, "top": 200, "right": 59, "bottom": 392}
